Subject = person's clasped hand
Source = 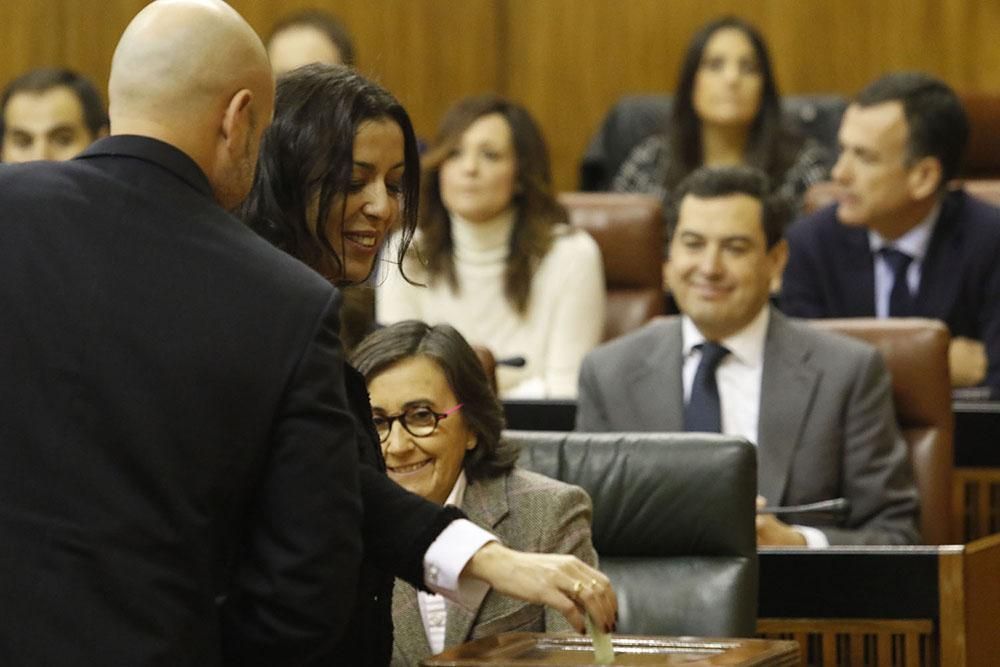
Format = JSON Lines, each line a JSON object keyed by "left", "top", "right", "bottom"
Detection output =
{"left": 755, "top": 496, "right": 808, "bottom": 546}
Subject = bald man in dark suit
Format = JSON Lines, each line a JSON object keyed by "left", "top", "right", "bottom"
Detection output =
{"left": 0, "top": 2, "right": 362, "bottom": 665}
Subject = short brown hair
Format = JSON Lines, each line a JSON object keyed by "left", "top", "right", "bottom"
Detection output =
{"left": 267, "top": 9, "right": 356, "bottom": 66}
{"left": 668, "top": 165, "right": 791, "bottom": 249}
{"left": 1, "top": 68, "right": 108, "bottom": 154}
{"left": 855, "top": 72, "right": 968, "bottom": 187}
{"left": 351, "top": 320, "right": 517, "bottom": 482}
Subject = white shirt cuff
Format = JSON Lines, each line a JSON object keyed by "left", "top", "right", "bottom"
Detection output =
{"left": 794, "top": 524, "right": 830, "bottom": 548}
{"left": 423, "top": 518, "right": 497, "bottom": 610}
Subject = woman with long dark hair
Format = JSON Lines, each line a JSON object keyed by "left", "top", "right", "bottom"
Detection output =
{"left": 613, "top": 17, "right": 828, "bottom": 212}
{"left": 376, "top": 95, "right": 605, "bottom": 399}
{"left": 241, "top": 64, "right": 615, "bottom": 666}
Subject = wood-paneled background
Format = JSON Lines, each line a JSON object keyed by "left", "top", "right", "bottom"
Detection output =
{"left": 3, "top": 0, "right": 1000, "bottom": 190}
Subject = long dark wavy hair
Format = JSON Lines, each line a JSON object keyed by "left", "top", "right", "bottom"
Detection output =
{"left": 240, "top": 63, "right": 420, "bottom": 284}
{"left": 665, "top": 17, "right": 804, "bottom": 199}
{"left": 351, "top": 320, "right": 517, "bottom": 483}
{"left": 418, "top": 95, "right": 568, "bottom": 314}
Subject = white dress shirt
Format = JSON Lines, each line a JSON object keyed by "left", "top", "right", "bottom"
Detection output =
{"left": 868, "top": 204, "right": 939, "bottom": 318}
{"left": 681, "top": 307, "right": 828, "bottom": 547}
{"left": 418, "top": 472, "right": 492, "bottom": 654}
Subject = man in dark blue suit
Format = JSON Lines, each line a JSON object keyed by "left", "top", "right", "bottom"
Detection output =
{"left": 781, "top": 72, "right": 1000, "bottom": 397}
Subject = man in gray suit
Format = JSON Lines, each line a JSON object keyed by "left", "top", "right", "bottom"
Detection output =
{"left": 577, "top": 166, "right": 919, "bottom": 546}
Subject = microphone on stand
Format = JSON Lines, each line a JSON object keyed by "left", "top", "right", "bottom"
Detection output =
{"left": 758, "top": 497, "right": 850, "bottom": 517}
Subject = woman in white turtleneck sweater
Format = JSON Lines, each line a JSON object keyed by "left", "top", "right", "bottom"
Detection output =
{"left": 377, "top": 96, "right": 605, "bottom": 398}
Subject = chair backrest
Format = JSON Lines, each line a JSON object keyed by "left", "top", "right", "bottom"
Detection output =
{"left": 507, "top": 430, "right": 759, "bottom": 637}
{"left": 959, "top": 93, "right": 1000, "bottom": 179}
{"left": 961, "top": 179, "right": 1000, "bottom": 207}
{"left": 558, "top": 192, "right": 665, "bottom": 341}
{"left": 579, "top": 93, "right": 846, "bottom": 191}
{"left": 339, "top": 285, "right": 376, "bottom": 354}
{"left": 471, "top": 345, "right": 498, "bottom": 395}
{"left": 808, "top": 318, "right": 955, "bottom": 544}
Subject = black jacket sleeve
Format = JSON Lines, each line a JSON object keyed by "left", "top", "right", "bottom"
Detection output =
{"left": 222, "top": 294, "right": 363, "bottom": 666}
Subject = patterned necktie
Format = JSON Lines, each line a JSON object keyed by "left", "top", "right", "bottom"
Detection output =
{"left": 880, "top": 247, "right": 915, "bottom": 317}
{"left": 684, "top": 342, "right": 730, "bottom": 433}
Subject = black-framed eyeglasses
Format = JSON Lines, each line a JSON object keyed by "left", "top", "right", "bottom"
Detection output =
{"left": 372, "top": 404, "right": 463, "bottom": 443}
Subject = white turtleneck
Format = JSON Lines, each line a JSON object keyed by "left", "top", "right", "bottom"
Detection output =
{"left": 376, "top": 209, "right": 605, "bottom": 398}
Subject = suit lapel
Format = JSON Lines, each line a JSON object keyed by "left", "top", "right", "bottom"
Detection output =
{"left": 915, "top": 193, "right": 961, "bottom": 315}
{"left": 392, "top": 579, "right": 432, "bottom": 664}
{"left": 840, "top": 226, "right": 876, "bottom": 315}
{"left": 757, "top": 311, "right": 820, "bottom": 504}
{"left": 625, "top": 318, "right": 684, "bottom": 431}
{"left": 444, "top": 476, "right": 510, "bottom": 647}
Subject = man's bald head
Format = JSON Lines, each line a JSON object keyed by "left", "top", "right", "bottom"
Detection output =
{"left": 109, "top": 0, "right": 274, "bottom": 208}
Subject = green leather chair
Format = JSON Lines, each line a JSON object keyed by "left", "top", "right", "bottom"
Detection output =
{"left": 507, "top": 430, "right": 759, "bottom": 637}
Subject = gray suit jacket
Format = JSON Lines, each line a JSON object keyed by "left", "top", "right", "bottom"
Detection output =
{"left": 576, "top": 308, "right": 920, "bottom": 545}
{"left": 390, "top": 468, "right": 596, "bottom": 665}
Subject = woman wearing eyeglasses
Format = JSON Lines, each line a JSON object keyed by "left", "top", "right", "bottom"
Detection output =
{"left": 241, "top": 64, "right": 614, "bottom": 666}
{"left": 351, "top": 320, "right": 597, "bottom": 666}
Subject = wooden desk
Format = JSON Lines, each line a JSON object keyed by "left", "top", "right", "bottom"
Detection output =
{"left": 503, "top": 399, "right": 576, "bottom": 432}
{"left": 756, "top": 535, "right": 1000, "bottom": 666}
{"left": 423, "top": 633, "right": 799, "bottom": 666}
{"left": 953, "top": 401, "right": 1000, "bottom": 541}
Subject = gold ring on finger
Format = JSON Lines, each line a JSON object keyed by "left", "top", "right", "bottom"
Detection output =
{"left": 572, "top": 580, "right": 583, "bottom": 595}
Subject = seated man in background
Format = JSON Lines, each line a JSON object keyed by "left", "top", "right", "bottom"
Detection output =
{"left": 1, "top": 67, "right": 108, "bottom": 162}
{"left": 266, "top": 8, "right": 355, "bottom": 75}
{"left": 781, "top": 72, "right": 1000, "bottom": 397}
{"left": 577, "top": 166, "right": 919, "bottom": 547}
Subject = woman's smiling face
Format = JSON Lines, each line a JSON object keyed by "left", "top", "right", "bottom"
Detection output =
{"left": 308, "top": 117, "right": 405, "bottom": 284}
{"left": 368, "top": 355, "right": 477, "bottom": 505}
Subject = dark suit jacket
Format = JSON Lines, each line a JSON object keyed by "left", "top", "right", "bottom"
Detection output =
{"left": 340, "top": 365, "right": 465, "bottom": 667}
{"left": 781, "top": 190, "right": 1000, "bottom": 396}
{"left": 0, "top": 136, "right": 364, "bottom": 667}
{"left": 390, "top": 469, "right": 596, "bottom": 666}
{"left": 576, "top": 309, "right": 920, "bottom": 545}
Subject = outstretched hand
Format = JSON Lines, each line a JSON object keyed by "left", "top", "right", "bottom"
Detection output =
{"left": 462, "top": 542, "right": 617, "bottom": 634}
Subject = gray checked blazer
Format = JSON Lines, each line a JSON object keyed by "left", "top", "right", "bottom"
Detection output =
{"left": 390, "top": 468, "right": 597, "bottom": 665}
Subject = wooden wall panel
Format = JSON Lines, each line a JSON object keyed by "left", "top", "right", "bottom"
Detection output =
{"left": 58, "top": 0, "right": 147, "bottom": 98}
{"left": 0, "top": 1, "right": 67, "bottom": 86}
{"left": 2, "top": 0, "right": 1000, "bottom": 189}
{"left": 504, "top": 0, "right": 1000, "bottom": 190}
{"left": 0, "top": 0, "right": 500, "bottom": 147}
{"left": 234, "top": 0, "right": 501, "bottom": 143}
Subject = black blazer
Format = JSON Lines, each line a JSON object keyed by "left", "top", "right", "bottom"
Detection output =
{"left": 781, "top": 190, "right": 1000, "bottom": 396}
{"left": 338, "top": 364, "right": 463, "bottom": 667}
{"left": 0, "top": 136, "right": 364, "bottom": 667}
